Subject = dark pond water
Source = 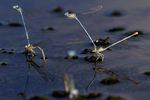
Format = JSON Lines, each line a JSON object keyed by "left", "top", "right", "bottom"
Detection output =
{"left": 0, "top": 0, "right": 150, "bottom": 100}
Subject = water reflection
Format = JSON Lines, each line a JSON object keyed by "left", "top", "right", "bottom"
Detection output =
{"left": 18, "top": 51, "right": 54, "bottom": 100}
{"left": 86, "top": 62, "right": 139, "bottom": 90}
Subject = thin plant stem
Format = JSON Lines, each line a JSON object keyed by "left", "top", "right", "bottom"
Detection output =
{"left": 74, "top": 17, "right": 97, "bottom": 51}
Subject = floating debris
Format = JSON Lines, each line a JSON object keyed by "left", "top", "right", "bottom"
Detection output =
{"left": 124, "top": 31, "right": 143, "bottom": 36}
{"left": 17, "top": 92, "right": 26, "bottom": 100}
{"left": 143, "top": 71, "right": 150, "bottom": 76}
{"left": 93, "top": 66, "right": 106, "bottom": 73}
{"left": 0, "top": 22, "right": 3, "bottom": 26}
{"left": 109, "top": 10, "right": 124, "bottom": 17}
{"left": 108, "top": 27, "right": 125, "bottom": 33}
{"left": 94, "top": 37, "right": 110, "bottom": 47}
{"left": 84, "top": 55, "right": 103, "bottom": 63}
{"left": 0, "top": 48, "right": 7, "bottom": 53}
{"left": 84, "top": 92, "right": 102, "bottom": 99}
{"left": 52, "top": 6, "right": 64, "bottom": 13}
{"left": 7, "top": 49, "right": 16, "bottom": 54}
{"left": 106, "top": 95, "right": 126, "bottom": 100}
{"left": 100, "top": 76, "right": 120, "bottom": 85}
{"left": 51, "top": 90, "right": 68, "bottom": 98}
{"left": 17, "top": 92, "right": 25, "bottom": 96}
{"left": 0, "top": 62, "right": 8, "bottom": 66}
{"left": 52, "top": 90, "right": 102, "bottom": 100}
{"left": 29, "top": 96, "right": 49, "bottom": 100}
{"left": 81, "top": 49, "right": 93, "bottom": 54}
{"left": 7, "top": 22, "right": 22, "bottom": 27}
{"left": 41, "top": 27, "right": 55, "bottom": 31}
{"left": 0, "top": 48, "right": 16, "bottom": 54}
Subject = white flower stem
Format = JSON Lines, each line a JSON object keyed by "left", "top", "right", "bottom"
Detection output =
{"left": 74, "top": 17, "right": 97, "bottom": 51}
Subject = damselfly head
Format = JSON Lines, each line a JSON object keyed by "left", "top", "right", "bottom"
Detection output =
{"left": 13, "top": 5, "right": 22, "bottom": 12}
{"left": 65, "top": 12, "right": 76, "bottom": 19}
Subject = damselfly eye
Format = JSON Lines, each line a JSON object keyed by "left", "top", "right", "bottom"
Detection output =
{"left": 64, "top": 12, "right": 76, "bottom": 19}
{"left": 13, "top": 5, "right": 22, "bottom": 12}
{"left": 13, "top": 5, "right": 19, "bottom": 9}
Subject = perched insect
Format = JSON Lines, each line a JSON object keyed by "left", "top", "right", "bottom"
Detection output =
{"left": 13, "top": 5, "right": 53, "bottom": 97}
{"left": 13, "top": 5, "right": 46, "bottom": 62}
{"left": 65, "top": 11, "right": 139, "bottom": 62}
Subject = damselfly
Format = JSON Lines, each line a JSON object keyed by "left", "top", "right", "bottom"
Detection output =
{"left": 65, "top": 11, "right": 139, "bottom": 62}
